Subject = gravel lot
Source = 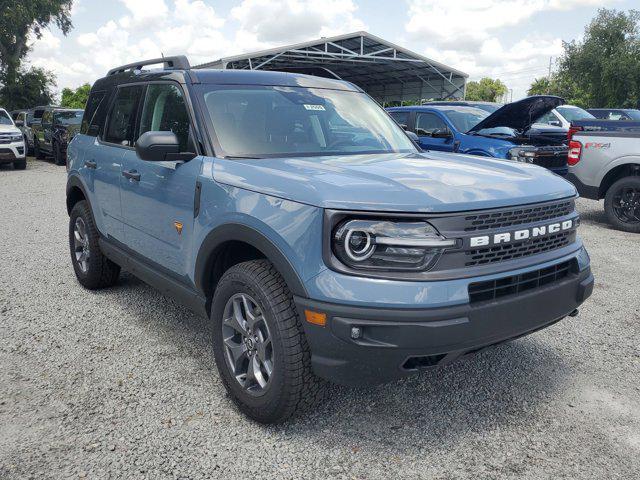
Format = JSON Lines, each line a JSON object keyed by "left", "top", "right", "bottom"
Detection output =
{"left": 1, "top": 159, "right": 639, "bottom": 479}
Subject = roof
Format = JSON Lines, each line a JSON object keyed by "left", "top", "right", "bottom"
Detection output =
{"left": 191, "top": 69, "right": 361, "bottom": 91}
{"left": 194, "top": 31, "right": 467, "bottom": 104}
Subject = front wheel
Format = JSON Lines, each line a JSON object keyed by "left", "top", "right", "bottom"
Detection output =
{"left": 211, "top": 260, "right": 325, "bottom": 423}
{"left": 604, "top": 176, "right": 640, "bottom": 233}
{"left": 13, "top": 158, "right": 26, "bottom": 170}
{"left": 34, "top": 140, "right": 45, "bottom": 160}
{"left": 53, "top": 142, "right": 65, "bottom": 166}
{"left": 69, "top": 201, "right": 121, "bottom": 289}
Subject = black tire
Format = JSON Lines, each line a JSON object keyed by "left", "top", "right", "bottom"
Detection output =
{"left": 604, "top": 176, "right": 640, "bottom": 233}
{"left": 34, "top": 140, "right": 45, "bottom": 160}
{"left": 13, "top": 158, "right": 26, "bottom": 170}
{"left": 211, "top": 259, "right": 325, "bottom": 423}
{"left": 69, "top": 200, "right": 120, "bottom": 289}
{"left": 53, "top": 142, "right": 65, "bottom": 166}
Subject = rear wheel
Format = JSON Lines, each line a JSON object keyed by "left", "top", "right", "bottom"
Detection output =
{"left": 604, "top": 176, "right": 640, "bottom": 233}
{"left": 69, "top": 200, "right": 120, "bottom": 289}
{"left": 211, "top": 260, "right": 325, "bottom": 423}
{"left": 13, "top": 158, "right": 26, "bottom": 170}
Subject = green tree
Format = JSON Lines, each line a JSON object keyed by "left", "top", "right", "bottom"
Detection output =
{"left": 61, "top": 83, "right": 91, "bottom": 108}
{"left": 0, "top": 1, "right": 73, "bottom": 93}
{"left": 547, "top": 9, "right": 640, "bottom": 107}
{"left": 0, "top": 66, "right": 55, "bottom": 110}
{"left": 465, "top": 77, "right": 508, "bottom": 102}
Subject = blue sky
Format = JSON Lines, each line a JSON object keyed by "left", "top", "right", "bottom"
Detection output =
{"left": 26, "top": 0, "right": 636, "bottom": 100}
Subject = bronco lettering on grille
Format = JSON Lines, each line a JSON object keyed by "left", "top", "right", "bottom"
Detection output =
{"left": 469, "top": 219, "right": 575, "bottom": 248}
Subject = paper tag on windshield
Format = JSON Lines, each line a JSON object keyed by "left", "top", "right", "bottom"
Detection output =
{"left": 303, "top": 104, "right": 325, "bottom": 111}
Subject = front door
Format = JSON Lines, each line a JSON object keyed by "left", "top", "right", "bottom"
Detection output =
{"left": 415, "top": 112, "right": 455, "bottom": 152}
{"left": 120, "top": 82, "right": 201, "bottom": 278}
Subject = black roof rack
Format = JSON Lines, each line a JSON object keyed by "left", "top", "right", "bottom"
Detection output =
{"left": 107, "top": 55, "right": 190, "bottom": 76}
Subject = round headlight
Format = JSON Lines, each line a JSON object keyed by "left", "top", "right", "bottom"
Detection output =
{"left": 344, "top": 229, "right": 375, "bottom": 261}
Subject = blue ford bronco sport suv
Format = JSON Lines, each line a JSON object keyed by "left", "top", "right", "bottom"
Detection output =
{"left": 66, "top": 57, "right": 594, "bottom": 423}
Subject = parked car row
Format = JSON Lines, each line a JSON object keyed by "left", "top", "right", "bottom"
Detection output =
{"left": 8, "top": 106, "right": 83, "bottom": 167}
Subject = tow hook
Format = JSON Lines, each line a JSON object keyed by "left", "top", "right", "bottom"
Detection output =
{"left": 569, "top": 309, "right": 579, "bottom": 317}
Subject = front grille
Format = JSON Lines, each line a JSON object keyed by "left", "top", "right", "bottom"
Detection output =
{"left": 465, "top": 231, "right": 573, "bottom": 266}
{"left": 464, "top": 200, "right": 573, "bottom": 232}
{"left": 468, "top": 260, "right": 575, "bottom": 303}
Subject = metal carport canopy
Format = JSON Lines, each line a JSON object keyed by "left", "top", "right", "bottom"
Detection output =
{"left": 194, "top": 31, "right": 468, "bottom": 104}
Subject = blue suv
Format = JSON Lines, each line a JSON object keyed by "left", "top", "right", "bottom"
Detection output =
{"left": 66, "top": 57, "right": 593, "bottom": 423}
{"left": 388, "top": 96, "right": 570, "bottom": 175}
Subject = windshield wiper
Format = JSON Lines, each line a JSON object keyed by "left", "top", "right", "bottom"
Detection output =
{"left": 225, "top": 155, "right": 262, "bottom": 160}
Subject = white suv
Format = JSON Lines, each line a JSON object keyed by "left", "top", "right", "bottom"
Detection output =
{"left": 0, "top": 108, "right": 26, "bottom": 169}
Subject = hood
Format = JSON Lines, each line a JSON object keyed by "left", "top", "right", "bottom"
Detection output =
{"left": 468, "top": 95, "right": 565, "bottom": 133}
{"left": 0, "top": 124, "right": 20, "bottom": 133}
{"left": 211, "top": 152, "right": 576, "bottom": 213}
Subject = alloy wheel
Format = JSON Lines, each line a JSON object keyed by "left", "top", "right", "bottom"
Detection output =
{"left": 221, "top": 293, "right": 274, "bottom": 396}
{"left": 73, "top": 217, "right": 90, "bottom": 273}
{"left": 612, "top": 186, "right": 640, "bottom": 224}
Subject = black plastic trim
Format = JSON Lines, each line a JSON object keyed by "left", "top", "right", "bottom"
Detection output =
{"left": 565, "top": 173, "right": 600, "bottom": 200}
{"left": 194, "top": 223, "right": 308, "bottom": 299}
{"left": 99, "top": 235, "right": 207, "bottom": 317}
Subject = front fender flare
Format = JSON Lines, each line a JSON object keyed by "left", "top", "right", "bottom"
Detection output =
{"left": 194, "top": 223, "right": 309, "bottom": 299}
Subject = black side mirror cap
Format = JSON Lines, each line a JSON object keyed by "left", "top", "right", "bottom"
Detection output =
{"left": 432, "top": 130, "right": 453, "bottom": 139}
{"left": 135, "top": 131, "right": 196, "bottom": 162}
{"left": 15, "top": 120, "right": 24, "bottom": 127}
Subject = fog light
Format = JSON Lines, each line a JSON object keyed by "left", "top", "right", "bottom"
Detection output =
{"left": 350, "top": 326, "right": 362, "bottom": 339}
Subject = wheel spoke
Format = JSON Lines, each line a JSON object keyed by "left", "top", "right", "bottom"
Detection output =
{"left": 224, "top": 337, "right": 248, "bottom": 374}
{"left": 250, "top": 356, "right": 267, "bottom": 389}
{"left": 223, "top": 310, "right": 246, "bottom": 335}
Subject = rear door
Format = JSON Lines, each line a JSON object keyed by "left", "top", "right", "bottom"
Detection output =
{"left": 414, "top": 112, "right": 455, "bottom": 152}
{"left": 39, "top": 110, "right": 53, "bottom": 153}
{"left": 120, "top": 82, "right": 201, "bottom": 278}
{"left": 91, "top": 85, "right": 144, "bottom": 242}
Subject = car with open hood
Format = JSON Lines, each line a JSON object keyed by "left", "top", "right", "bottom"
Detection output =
{"left": 66, "top": 57, "right": 593, "bottom": 423}
{"left": 388, "top": 96, "right": 570, "bottom": 175}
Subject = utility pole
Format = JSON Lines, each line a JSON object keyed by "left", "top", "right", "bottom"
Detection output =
{"left": 547, "top": 56, "right": 552, "bottom": 94}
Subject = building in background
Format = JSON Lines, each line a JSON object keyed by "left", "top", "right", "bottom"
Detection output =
{"left": 195, "top": 31, "right": 467, "bottom": 105}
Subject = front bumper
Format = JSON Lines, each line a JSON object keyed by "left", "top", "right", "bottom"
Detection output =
{"left": 296, "top": 259, "right": 593, "bottom": 386}
{"left": 0, "top": 142, "right": 26, "bottom": 164}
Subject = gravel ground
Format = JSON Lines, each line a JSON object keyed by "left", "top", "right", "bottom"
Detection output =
{"left": 1, "top": 159, "right": 639, "bottom": 480}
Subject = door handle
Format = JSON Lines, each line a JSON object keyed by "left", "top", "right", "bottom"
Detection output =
{"left": 122, "top": 169, "right": 141, "bottom": 181}
{"left": 84, "top": 160, "right": 97, "bottom": 169}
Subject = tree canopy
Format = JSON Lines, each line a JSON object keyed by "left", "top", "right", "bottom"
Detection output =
{"left": 529, "top": 8, "right": 640, "bottom": 108}
{"left": 61, "top": 83, "right": 91, "bottom": 109}
{"left": 0, "top": 67, "right": 55, "bottom": 110}
{"left": 465, "top": 78, "right": 508, "bottom": 102}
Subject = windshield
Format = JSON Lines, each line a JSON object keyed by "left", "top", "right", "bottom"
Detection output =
{"left": 438, "top": 107, "right": 489, "bottom": 132}
{"left": 0, "top": 110, "right": 13, "bottom": 125}
{"left": 198, "top": 85, "right": 416, "bottom": 158}
{"left": 55, "top": 111, "right": 83, "bottom": 125}
{"left": 556, "top": 106, "right": 594, "bottom": 122}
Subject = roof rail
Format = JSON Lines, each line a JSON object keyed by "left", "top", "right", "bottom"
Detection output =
{"left": 107, "top": 55, "right": 190, "bottom": 76}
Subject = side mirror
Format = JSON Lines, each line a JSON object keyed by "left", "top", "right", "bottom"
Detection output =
{"left": 549, "top": 120, "right": 561, "bottom": 127}
{"left": 135, "top": 131, "right": 196, "bottom": 162}
{"left": 15, "top": 120, "right": 24, "bottom": 127}
{"left": 405, "top": 131, "right": 419, "bottom": 142}
{"left": 431, "top": 129, "right": 452, "bottom": 139}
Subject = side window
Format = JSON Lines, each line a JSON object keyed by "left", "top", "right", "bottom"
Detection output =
{"left": 536, "top": 111, "right": 556, "bottom": 125}
{"left": 81, "top": 91, "right": 106, "bottom": 136}
{"left": 389, "top": 111, "right": 410, "bottom": 130}
{"left": 415, "top": 113, "right": 448, "bottom": 135}
{"left": 104, "top": 86, "right": 143, "bottom": 146}
{"left": 608, "top": 111, "right": 624, "bottom": 120}
{"left": 42, "top": 110, "right": 52, "bottom": 125}
{"left": 139, "top": 83, "right": 192, "bottom": 152}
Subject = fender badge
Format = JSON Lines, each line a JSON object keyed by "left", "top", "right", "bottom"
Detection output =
{"left": 174, "top": 221, "right": 183, "bottom": 235}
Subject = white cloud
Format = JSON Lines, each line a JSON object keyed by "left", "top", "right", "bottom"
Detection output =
{"left": 118, "top": 0, "right": 169, "bottom": 26}
{"left": 231, "top": 0, "right": 366, "bottom": 44}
